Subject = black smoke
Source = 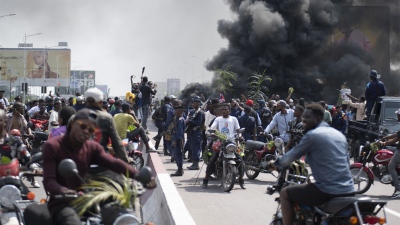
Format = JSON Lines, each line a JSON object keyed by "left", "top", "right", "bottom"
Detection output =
{"left": 178, "top": 83, "right": 213, "bottom": 107}
{"left": 206, "top": 0, "right": 400, "bottom": 103}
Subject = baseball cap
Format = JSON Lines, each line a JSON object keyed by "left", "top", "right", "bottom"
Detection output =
{"left": 277, "top": 100, "right": 287, "bottom": 107}
{"left": 170, "top": 95, "right": 177, "bottom": 100}
{"left": 84, "top": 88, "right": 104, "bottom": 102}
{"left": 246, "top": 99, "right": 254, "bottom": 106}
{"left": 76, "top": 96, "right": 84, "bottom": 102}
{"left": 395, "top": 108, "right": 400, "bottom": 114}
{"left": 192, "top": 96, "right": 201, "bottom": 103}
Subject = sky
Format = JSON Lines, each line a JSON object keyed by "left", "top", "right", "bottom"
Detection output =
{"left": 0, "top": 0, "right": 232, "bottom": 97}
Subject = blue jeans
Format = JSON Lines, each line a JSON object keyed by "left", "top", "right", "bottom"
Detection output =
{"left": 188, "top": 130, "right": 202, "bottom": 162}
{"left": 389, "top": 150, "right": 400, "bottom": 191}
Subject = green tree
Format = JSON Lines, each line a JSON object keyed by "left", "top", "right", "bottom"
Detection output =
{"left": 213, "top": 66, "right": 237, "bottom": 94}
{"left": 246, "top": 69, "right": 272, "bottom": 102}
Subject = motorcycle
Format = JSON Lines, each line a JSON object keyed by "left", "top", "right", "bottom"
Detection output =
{"left": 243, "top": 135, "right": 284, "bottom": 180}
{"left": 0, "top": 153, "right": 42, "bottom": 225}
{"left": 123, "top": 139, "right": 145, "bottom": 171}
{"left": 208, "top": 129, "right": 244, "bottom": 192}
{"left": 20, "top": 159, "right": 153, "bottom": 225}
{"left": 350, "top": 141, "right": 400, "bottom": 194}
{"left": 266, "top": 155, "right": 388, "bottom": 225}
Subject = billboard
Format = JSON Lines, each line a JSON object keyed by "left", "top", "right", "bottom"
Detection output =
{"left": 96, "top": 85, "right": 108, "bottom": 98}
{"left": 0, "top": 48, "right": 71, "bottom": 87}
{"left": 167, "top": 78, "right": 180, "bottom": 96}
{"left": 70, "top": 70, "right": 96, "bottom": 94}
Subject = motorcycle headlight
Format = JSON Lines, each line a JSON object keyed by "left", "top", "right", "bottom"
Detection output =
{"left": 113, "top": 214, "right": 140, "bottom": 225}
{"left": 0, "top": 185, "right": 21, "bottom": 208}
{"left": 274, "top": 138, "right": 284, "bottom": 147}
{"left": 225, "top": 143, "right": 237, "bottom": 153}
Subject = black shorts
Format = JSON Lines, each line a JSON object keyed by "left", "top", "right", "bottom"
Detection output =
{"left": 285, "top": 183, "right": 354, "bottom": 206}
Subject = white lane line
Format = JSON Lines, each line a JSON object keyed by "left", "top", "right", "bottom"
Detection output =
{"left": 386, "top": 207, "right": 400, "bottom": 218}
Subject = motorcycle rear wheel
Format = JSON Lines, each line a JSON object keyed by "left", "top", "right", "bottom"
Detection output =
{"left": 130, "top": 154, "right": 144, "bottom": 170}
{"left": 245, "top": 154, "right": 260, "bottom": 180}
{"left": 350, "top": 167, "right": 372, "bottom": 194}
{"left": 223, "top": 164, "right": 237, "bottom": 192}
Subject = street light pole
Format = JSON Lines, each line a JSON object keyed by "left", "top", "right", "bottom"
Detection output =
{"left": 22, "top": 32, "right": 42, "bottom": 102}
{"left": 0, "top": 14, "right": 16, "bottom": 19}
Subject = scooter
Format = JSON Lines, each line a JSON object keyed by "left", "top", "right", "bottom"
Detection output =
{"left": 351, "top": 141, "right": 400, "bottom": 194}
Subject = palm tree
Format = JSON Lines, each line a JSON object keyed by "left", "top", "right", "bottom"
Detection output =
{"left": 246, "top": 69, "right": 272, "bottom": 102}
{"left": 213, "top": 66, "right": 238, "bottom": 94}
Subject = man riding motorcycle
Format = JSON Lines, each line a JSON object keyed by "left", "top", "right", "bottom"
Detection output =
{"left": 380, "top": 127, "right": 400, "bottom": 198}
{"left": 202, "top": 103, "right": 245, "bottom": 189}
{"left": 42, "top": 109, "right": 156, "bottom": 225}
{"left": 265, "top": 103, "right": 354, "bottom": 225}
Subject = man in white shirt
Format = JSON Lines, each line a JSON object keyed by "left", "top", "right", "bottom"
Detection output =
{"left": 28, "top": 99, "right": 45, "bottom": 117}
{"left": 48, "top": 100, "right": 61, "bottom": 132}
{"left": 263, "top": 100, "right": 294, "bottom": 143}
{"left": 203, "top": 103, "right": 245, "bottom": 189}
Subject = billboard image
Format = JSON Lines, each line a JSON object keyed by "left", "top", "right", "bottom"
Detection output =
{"left": 0, "top": 48, "right": 71, "bottom": 87}
{"left": 167, "top": 78, "right": 180, "bottom": 96}
{"left": 70, "top": 70, "right": 96, "bottom": 94}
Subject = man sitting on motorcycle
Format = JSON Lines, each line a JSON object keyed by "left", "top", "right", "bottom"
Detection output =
{"left": 202, "top": 103, "right": 246, "bottom": 189}
{"left": 266, "top": 103, "right": 354, "bottom": 225}
{"left": 42, "top": 109, "right": 156, "bottom": 225}
{"left": 380, "top": 122, "right": 400, "bottom": 198}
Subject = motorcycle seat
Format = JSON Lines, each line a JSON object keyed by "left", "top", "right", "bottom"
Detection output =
{"left": 245, "top": 140, "right": 265, "bottom": 151}
{"left": 317, "top": 196, "right": 371, "bottom": 214}
{"left": 33, "top": 132, "right": 48, "bottom": 141}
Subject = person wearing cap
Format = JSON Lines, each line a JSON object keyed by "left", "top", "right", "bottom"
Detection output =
{"left": 365, "top": 70, "right": 386, "bottom": 117}
{"left": 84, "top": 88, "right": 129, "bottom": 162}
{"left": 263, "top": 100, "right": 294, "bottom": 143}
{"left": 241, "top": 99, "right": 261, "bottom": 130}
{"left": 0, "top": 89, "right": 9, "bottom": 107}
{"left": 139, "top": 76, "right": 157, "bottom": 131}
{"left": 170, "top": 105, "right": 186, "bottom": 176}
{"left": 42, "top": 109, "right": 157, "bottom": 225}
{"left": 239, "top": 106, "right": 256, "bottom": 141}
{"left": 186, "top": 96, "right": 204, "bottom": 170}
{"left": 73, "top": 96, "right": 85, "bottom": 112}
{"left": 110, "top": 100, "right": 122, "bottom": 117}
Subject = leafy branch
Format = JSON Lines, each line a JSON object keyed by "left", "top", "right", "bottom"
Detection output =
{"left": 246, "top": 69, "right": 272, "bottom": 102}
{"left": 213, "top": 66, "right": 238, "bottom": 94}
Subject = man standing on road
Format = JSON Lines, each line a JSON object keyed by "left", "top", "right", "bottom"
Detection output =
{"left": 139, "top": 76, "right": 156, "bottom": 132}
{"left": 171, "top": 105, "right": 186, "bottom": 176}
{"left": 365, "top": 70, "right": 386, "bottom": 117}
{"left": 263, "top": 100, "right": 294, "bottom": 143}
{"left": 319, "top": 101, "right": 332, "bottom": 125}
{"left": 84, "top": 88, "right": 128, "bottom": 162}
{"left": 285, "top": 105, "right": 304, "bottom": 150}
{"left": 186, "top": 96, "right": 204, "bottom": 170}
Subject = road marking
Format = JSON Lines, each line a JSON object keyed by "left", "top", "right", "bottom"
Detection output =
{"left": 386, "top": 207, "right": 400, "bottom": 218}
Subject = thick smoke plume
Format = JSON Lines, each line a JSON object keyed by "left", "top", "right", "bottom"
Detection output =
{"left": 206, "top": 0, "right": 400, "bottom": 103}
{"left": 179, "top": 83, "right": 213, "bottom": 107}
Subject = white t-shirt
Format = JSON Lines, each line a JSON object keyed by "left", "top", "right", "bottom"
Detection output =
{"left": 210, "top": 116, "right": 240, "bottom": 140}
{"left": 204, "top": 111, "right": 216, "bottom": 129}
{"left": 48, "top": 111, "right": 59, "bottom": 132}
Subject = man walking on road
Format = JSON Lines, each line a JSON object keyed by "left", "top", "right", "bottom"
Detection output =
{"left": 139, "top": 76, "right": 156, "bottom": 131}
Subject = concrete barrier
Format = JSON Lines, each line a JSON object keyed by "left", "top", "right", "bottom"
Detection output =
{"left": 141, "top": 152, "right": 196, "bottom": 225}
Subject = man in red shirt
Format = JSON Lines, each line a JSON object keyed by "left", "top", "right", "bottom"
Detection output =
{"left": 42, "top": 109, "right": 156, "bottom": 225}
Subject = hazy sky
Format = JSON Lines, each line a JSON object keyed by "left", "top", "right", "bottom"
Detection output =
{"left": 0, "top": 0, "right": 232, "bottom": 96}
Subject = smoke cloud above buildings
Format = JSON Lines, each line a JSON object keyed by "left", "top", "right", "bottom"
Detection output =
{"left": 205, "top": 0, "right": 399, "bottom": 103}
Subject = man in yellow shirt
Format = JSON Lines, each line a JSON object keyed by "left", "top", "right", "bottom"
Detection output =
{"left": 114, "top": 104, "right": 154, "bottom": 152}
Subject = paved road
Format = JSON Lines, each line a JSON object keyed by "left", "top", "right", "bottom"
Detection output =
{"left": 145, "top": 123, "right": 400, "bottom": 225}
{"left": 27, "top": 121, "right": 400, "bottom": 225}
